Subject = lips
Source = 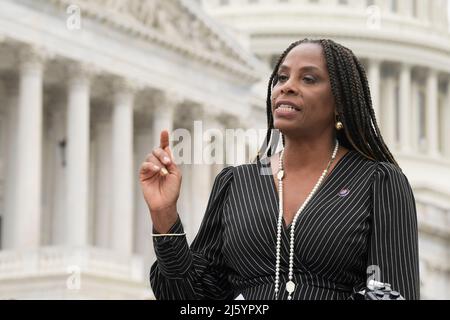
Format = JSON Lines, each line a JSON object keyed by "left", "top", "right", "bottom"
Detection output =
{"left": 273, "top": 101, "right": 302, "bottom": 119}
{"left": 274, "top": 101, "right": 302, "bottom": 111}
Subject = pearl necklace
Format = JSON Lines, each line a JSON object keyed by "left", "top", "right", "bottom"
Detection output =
{"left": 274, "top": 140, "right": 339, "bottom": 300}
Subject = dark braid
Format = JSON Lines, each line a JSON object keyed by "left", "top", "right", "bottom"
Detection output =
{"left": 256, "top": 38, "right": 399, "bottom": 167}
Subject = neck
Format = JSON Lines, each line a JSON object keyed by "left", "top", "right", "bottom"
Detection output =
{"left": 282, "top": 134, "right": 336, "bottom": 172}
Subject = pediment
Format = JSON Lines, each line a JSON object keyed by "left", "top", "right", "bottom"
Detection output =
{"left": 62, "top": 0, "right": 260, "bottom": 80}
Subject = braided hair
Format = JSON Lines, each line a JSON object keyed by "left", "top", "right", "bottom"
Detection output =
{"left": 255, "top": 38, "right": 399, "bottom": 167}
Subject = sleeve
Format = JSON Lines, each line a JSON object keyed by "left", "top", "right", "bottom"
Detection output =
{"left": 149, "top": 166, "right": 234, "bottom": 300}
{"left": 360, "top": 162, "right": 421, "bottom": 300}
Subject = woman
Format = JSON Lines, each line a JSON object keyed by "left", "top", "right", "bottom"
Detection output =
{"left": 139, "top": 39, "right": 420, "bottom": 300}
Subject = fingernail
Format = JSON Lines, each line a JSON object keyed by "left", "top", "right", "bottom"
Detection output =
{"left": 163, "top": 157, "right": 171, "bottom": 164}
{"left": 161, "top": 168, "right": 169, "bottom": 175}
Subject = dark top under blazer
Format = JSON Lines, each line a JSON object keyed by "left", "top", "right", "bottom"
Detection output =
{"left": 150, "top": 150, "right": 420, "bottom": 300}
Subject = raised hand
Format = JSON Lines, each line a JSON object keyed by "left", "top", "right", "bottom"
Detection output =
{"left": 139, "top": 130, "right": 182, "bottom": 233}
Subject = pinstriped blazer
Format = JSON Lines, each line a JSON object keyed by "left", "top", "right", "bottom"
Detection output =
{"left": 150, "top": 150, "right": 420, "bottom": 300}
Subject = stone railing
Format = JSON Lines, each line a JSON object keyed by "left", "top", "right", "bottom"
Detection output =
{"left": 0, "top": 246, "right": 144, "bottom": 282}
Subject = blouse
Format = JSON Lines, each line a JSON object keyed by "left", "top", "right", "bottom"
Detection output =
{"left": 150, "top": 150, "right": 420, "bottom": 300}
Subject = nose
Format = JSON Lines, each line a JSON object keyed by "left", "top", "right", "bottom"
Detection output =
{"left": 279, "top": 78, "right": 298, "bottom": 95}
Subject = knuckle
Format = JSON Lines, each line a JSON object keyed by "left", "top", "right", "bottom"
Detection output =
{"left": 152, "top": 147, "right": 162, "bottom": 156}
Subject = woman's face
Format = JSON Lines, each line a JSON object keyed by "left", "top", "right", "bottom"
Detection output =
{"left": 271, "top": 43, "right": 336, "bottom": 138}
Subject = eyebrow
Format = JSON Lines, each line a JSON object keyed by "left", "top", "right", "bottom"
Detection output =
{"left": 278, "top": 65, "right": 321, "bottom": 72}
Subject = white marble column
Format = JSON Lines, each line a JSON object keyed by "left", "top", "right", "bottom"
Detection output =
{"left": 224, "top": 115, "right": 247, "bottom": 166}
{"left": 410, "top": 81, "right": 420, "bottom": 151}
{"left": 191, "top": 110, "right": 214, "bottom": 237}
{"left": 2, "top": 79, "right": 18, "bottom": 249}
{"left": 368, "top": 59, "right": 381, "bottom": 118}
{"left": 93, "top": 118, "right": 112, "bottom": 248}
{"left": 445, "top": 79, "right": 450, "bottom": 158}
{"left": 399, "top": 63, "right": 412, "bottom": 153}
{"left": 204, "top": 115, "right": 225, "bottom": 179}
{"left": 380, "top": 74, "right": 397, "bottom": 150}
{"left": 65, "top": 65, "right": 91, "bottom": 247}
{"left": 417, "top": 0, "right": 428, "bottom": 22}
{"left": 12, "top": 47, "right": 44, "bottom": 249}
{"left": 134, "top": 127, "right": 154, "bottom": 253}
{"left": 398, "top": 0, "right": 413, "bottom": 16}
{"left": 111, "top": 80, "right": 135, "bottom": 254}
{"left": 426, "top": 69, "right": 440, "bottom": 157}
{"left": 150, "top": 92, "right": 181, "bottom": 230}
{"left": 151, "top": 92, "right": 178, "bottom": 147}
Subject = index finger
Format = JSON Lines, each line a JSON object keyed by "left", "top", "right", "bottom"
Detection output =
{"left": 160, "top": 130, "right": 169, "bottom": 149}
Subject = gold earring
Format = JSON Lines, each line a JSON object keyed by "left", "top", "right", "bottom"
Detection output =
{"left": 335, "top": 115, "right": 343, "bottom": 130}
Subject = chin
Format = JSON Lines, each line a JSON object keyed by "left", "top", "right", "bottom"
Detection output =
{"left": 273, "top": 120, "right": 296, "bottom": 132}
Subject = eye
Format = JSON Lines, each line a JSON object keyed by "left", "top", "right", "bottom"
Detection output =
{"left": 277, "top": 74, "right": 289, "bottom": 82}
{"left": 303, "top": 76, "right": 316, "bottom": 84}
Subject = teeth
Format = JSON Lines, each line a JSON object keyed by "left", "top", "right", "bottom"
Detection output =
{"left": 278, "top": 104, "right": 298, "bottom": 111}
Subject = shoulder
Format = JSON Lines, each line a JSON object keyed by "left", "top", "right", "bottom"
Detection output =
{"left": 343, "top": 151, "right": 405, "bottom": 178}
{"left": 216, "top": 163, "right": 263, "bottom": 184}
{"left": 370, "top": 161, "right": 414, "bottom": 199}
{"left": 214, "top": 165, "right": 235, "bottom": 187}
{"left": 372, "top": 161, "right": 409, "bottom": 184}
{"left": 341, "top": 151, "right": 412, "bottom": 191}
{"left": 211, "top": 163, "right": 260, "bottom": 196}
{"left": 222, "top": 163, "right": 262, "bottom": 175}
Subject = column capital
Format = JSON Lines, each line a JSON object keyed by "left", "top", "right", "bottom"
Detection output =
{"left": 16, "top": 45, "right": 47, "bottom": 72}
{"left": 112, "top": 77, "right": 139, "bottom": 94}
{"left": 151, "top": 90, "right": 185, "bottom": 113}
{"left": 66, "top": 62, "right": 94, "bottom": 87}
{"left": 400, "top": 62, "right": 413, "bottom": 71}
{"left": 201, "top": 103, "right": 222, "bottom": 119}
{"left": 216, "top": 113, "right": 240, "bottom": 129}
{"left": 426, "top": 68, "right": 438, "bottom": 77}
{"left": 67, "top": 63, "right": 96, "bottom": 89}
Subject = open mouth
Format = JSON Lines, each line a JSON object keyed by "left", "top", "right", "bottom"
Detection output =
{"left": 276, "top": 104, "right": 301, "bottom": 111}
{"left": 275, "top": 102, "right": 302, "bottom": 112}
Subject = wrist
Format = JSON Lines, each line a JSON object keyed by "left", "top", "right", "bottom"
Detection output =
{"left": 150, "top": 205, "right": 179, "bottom": 234}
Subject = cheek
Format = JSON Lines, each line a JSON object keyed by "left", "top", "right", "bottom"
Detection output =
{"left": 314, "top": 85, "right": 335, "bottom": 108}
{"left": 270, "top": 87, "right": 280, "bottom": 104}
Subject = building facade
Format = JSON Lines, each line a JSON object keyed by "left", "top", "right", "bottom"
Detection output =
{"left": 1, "top": 0, "right": 449, "bottom": 300}
{"left": 202, "top": 0, "right": 450, "bottom": 299}
{"left": 0, "top": 0, "right": 264, "bottom": 299}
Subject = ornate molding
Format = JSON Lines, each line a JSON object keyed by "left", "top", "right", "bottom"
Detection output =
{"left": 45, "top": 0, "right": 261, "bottom": 82}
